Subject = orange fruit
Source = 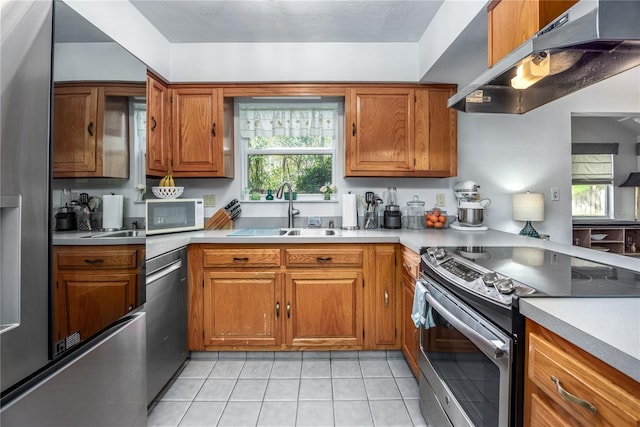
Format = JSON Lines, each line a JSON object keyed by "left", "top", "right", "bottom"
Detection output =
{"left": 434, "top": 222, "right": 444, "bottom": 229}
{"left": 438, "top": 215, "right": 447, "bottom": 223}
{"left": 426, "top": 220, "right": 434, "bottom": 228}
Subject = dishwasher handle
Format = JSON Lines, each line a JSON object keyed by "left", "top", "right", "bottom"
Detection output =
{"left": 146, "top": 259, "right": 183, "bottom": 285}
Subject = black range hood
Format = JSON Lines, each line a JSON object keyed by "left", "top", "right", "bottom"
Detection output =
{"left": 448, "top": 0, "right": 640, "bottom": 114}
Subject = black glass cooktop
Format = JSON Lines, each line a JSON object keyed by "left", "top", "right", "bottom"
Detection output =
{"left": 450, "top": 247, "right": 640, "bottom": 298}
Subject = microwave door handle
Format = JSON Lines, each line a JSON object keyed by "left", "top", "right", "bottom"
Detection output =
{"left": 425, "top": 291, "right": 507, "bottom": 359}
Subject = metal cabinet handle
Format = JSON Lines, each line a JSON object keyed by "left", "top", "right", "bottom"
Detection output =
{"left": 128, "top": 305, "right": 134, "bottom": 311}
{"left": 276, "top": 302, "right": 280, "bottom": 318}
{"left": 232, "top": 257, "right": 249, "bottom": 262}
{"left": 212, "top": 123, "right": 216, "bottom": 137}
{"left": 352, "top": 122, "right": 356, "bottom": 136}
{"left": 83, "top": 258, "right": 103, "bottom": 265}
{"left": 151, "top": 116, "right": 157, "bottom": 131}
{"left": 317, "top": 256, "right": 332, "bottom": 262}
{"left": 87, "top": 122, "right": 94, "bottom": 136}
{"left": 384, "top": 289, "right": 389, "bottom": 307}
{"left": 550, "top": 376, "right": 597, "bottom": 414}
{"left": 287, "top": 302, "right": 291, "bottom": 318}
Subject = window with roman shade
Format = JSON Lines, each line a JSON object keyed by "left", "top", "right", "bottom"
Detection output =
{"left": 571, "top": 143, "right": 618, "bottom": 218}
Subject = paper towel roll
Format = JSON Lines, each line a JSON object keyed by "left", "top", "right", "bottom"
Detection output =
{"left": 341, "top": 193, "right": 358, "bottom": 229}
{"left": 102, "top": 194, "right": 123, "bottom": 230}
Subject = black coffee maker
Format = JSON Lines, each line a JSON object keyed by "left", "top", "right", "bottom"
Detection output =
{"left": 55, "top": 206, "right": 77, "bottom": 231}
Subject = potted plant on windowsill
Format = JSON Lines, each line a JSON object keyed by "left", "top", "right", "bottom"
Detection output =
{"left": 320, "top": 183, "right": 337, "bottom": 200}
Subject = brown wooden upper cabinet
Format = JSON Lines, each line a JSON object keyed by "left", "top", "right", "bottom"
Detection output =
{"left": 53, "top": 83, "right": 144, "bottom": 178}
{"left": 146, "top": 73, "right": 234, "bottom": 178}
{"left": 146, "top": 73, "right": 171, "bottom": 176}
{"left": 345, "top": 86, "right": 457, "bottom": 177}
{"left": 487, "top": 0, "right": 578, "bottom": 67}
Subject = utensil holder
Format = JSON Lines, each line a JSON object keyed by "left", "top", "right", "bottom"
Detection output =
{"left": 364, "top": 212, "right": 378, "bottom": 229}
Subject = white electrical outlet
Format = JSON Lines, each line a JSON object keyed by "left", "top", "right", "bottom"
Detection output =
{"left": 551, "top": 188, "right": 560, "bottom": 201}
{"left": 436, "top": 193, "right": 446, "bottom": 206}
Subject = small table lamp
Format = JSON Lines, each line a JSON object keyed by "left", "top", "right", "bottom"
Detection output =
{"left": 513, "top": 192, "right": 545, "bottom": 238}
{"left": 620, "top": 172, "right": 640, "bottom": 221}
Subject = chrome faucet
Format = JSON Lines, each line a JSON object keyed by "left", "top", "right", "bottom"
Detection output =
{"left": 276, "top": 182, "right": 300, "bottom": 228}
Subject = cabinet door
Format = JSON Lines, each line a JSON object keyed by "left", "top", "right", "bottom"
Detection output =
{"left": 346, "top": 88, "right": 414, "bottom": 176}
{"left": 414, "top": 88, "right": 457, "bottom": 177}
{"left": 370, "top": 245, "right": 398, "bottom": 347}
{"left": 56, "top": 271, "right": 137, "bottom": 342}
{"left": 285, "top": 271, "right": 363, "bottom": 348}
{"left": 402, "top": 280, "right": 419, "bottom": 378}
{"left": 146, "top": 73, "right": 171, "bottom": 176}
{"left": 171, "top": 87, "right": 223, "bottom": 176}
{"left": 203, "top": 271, "right": 281, "bottom": 347}
{"left": 52, "top": 86, "right": 98, "bottom": 176}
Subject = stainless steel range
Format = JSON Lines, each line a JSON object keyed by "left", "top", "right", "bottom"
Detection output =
{"left": 416, "top": 246, "right": 640, "bottom": 427}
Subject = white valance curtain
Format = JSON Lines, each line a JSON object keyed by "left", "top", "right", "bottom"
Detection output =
{"left": 240, "top": 105, "right": 335, "bottom": 138}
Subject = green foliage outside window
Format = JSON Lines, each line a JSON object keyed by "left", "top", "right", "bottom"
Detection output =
{"left": 247, "top": 135, "right": 333, "bottom": 195}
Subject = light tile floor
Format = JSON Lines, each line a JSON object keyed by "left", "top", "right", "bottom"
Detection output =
{"left": 148, "top": 352, "right": 427, "bottom": 427}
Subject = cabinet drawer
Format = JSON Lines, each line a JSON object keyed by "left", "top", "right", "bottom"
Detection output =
{"left": 55, "top": 247, "right": 139, "bottom": 269}
{"left": 203, "top": 248, "right": 280, "bottom": 267}
{"left": 401, "top": 247, "right": 420, "bottom": 279}
{"left": 285, "top": 248, "right": 363, "bottom": 267}
{"left": 528, "top": 332, "right": 640, "bottom": 426}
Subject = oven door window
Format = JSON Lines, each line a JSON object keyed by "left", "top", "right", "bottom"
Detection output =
{"left": 420, "top": 279, "right": 512, "bottom": 427}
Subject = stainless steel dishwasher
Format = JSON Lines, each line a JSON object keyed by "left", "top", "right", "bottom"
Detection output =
{"left": 144, "top": 246, "right": 188, "bottom": 406}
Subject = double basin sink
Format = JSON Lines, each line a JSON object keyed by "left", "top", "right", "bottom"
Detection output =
{"left": 229, "top": 228, "right": 340, "bottom": 237}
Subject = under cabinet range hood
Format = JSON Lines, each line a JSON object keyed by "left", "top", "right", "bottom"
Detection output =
{"left": 449, "top": 0, "right": 640, "bottom": 114}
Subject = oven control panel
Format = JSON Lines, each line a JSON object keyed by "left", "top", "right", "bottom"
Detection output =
{"left": 422, "top": 247, "right": 536, "bottom": 306}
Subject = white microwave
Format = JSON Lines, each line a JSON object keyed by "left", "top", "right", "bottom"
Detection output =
{"left": 146, "top": 198, "right": 204, "bottom": 235}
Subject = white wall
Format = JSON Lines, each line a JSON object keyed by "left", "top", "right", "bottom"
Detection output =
{"left": 54, "top": 42, "right": 146, "bottom": 82}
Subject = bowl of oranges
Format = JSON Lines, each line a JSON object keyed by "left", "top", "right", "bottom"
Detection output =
{"left": 425, "top": 208, "right": 447, "bottom": 229}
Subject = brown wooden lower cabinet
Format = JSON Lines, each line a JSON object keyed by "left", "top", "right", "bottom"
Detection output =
{"left": 52, "top": 245, "right": 143, "bottom": 346}
{"left": 285, "top": 270, "right": 363, "bottom": 348}
{"left": 203, "top": 270, "right": 281, "bottom": 347}
{"left": 400, "top": 247, "right": 420, "bottom": 378}
{"left": 524, "top": 319, "right": 640, "bottom": 427}
{"left": 189, "top": 243, "right": 398, "bottom": 352}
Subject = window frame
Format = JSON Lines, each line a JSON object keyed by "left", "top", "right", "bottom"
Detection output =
{"left": 237, "top": 99, "right": 340, "bottom": 201}
{"left": 571, "top": 153, "right": 615, "bottom": 219}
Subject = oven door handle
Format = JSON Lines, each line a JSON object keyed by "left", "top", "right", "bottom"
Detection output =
{"left": 425, "top": 291, "right": 507, "bottom": 359}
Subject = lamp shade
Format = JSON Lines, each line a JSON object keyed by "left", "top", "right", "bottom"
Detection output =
{"left": 513, "top": 192, "right": 544, "bottom": 221}
{"left": 620, "top": 172, "right": 640, "bottom": 187}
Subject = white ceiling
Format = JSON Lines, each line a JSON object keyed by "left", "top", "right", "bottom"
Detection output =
{"left": 128, "top": 0, "right": 444, "bottom": 43}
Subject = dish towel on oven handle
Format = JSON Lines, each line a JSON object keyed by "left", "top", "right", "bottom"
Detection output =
{"left": 412, "top": 281, "right": 436, "bottom": 328}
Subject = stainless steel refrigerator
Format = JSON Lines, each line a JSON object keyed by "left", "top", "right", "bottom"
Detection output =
{"left": 0, "top": 2, "right": 147, "bottom": 425}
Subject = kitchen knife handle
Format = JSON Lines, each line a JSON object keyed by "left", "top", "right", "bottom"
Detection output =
{"left": 352, "top": 122, "right": 356, "bottom": 136}
{"left": 87, "top": 122, "right": 94, "bottom": 136}
{"left": 212, "top": 122, "right": 216, "bottom": 137}
{"left": 384, "top": 289, "right": 389, "bottom": 307}
{"left": 151, "top": 116, "right": 157, "bottom": 131}
{"left": 276, "top": 302, "right": 280, "bottom": 318}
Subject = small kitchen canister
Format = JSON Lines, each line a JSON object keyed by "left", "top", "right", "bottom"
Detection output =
{"left": 405, "top": 195, "right": 426, "bottom": 229}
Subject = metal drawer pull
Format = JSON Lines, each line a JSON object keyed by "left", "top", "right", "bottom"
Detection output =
{"left": 83, "top": 258, "right": 103, "bottom": 265}
{"left": 384, "top": 289, "right": 389, "bottom": 307}
{"left": 550, "top": 376, "right": 597, "bottom": 414}
{"left": 232, "top": 257, "right": 249, "bottom": 261}
{"left": 212, "top": 123, "right": 216, "bottom": 137}
{"left": 276, "top": 302, "right": 280, "bottom": 318}
{"left": 87, "top": 122, "right": 94, "bottom": 136}
{"left": 317, "top": 256, "right": 332, "bottom": 262}
{"left": 286, "top": 302, "right": 291, "bottom": 318}
{"left": 151, "top": 116, "right": 157, "bottom": 131}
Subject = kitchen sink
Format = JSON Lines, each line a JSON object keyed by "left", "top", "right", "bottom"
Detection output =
{"left": 83, "top": 230, "right": 145, "bottom": 238}
{"left": 282, "top": 228, "right": 340, "bottom": 237}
